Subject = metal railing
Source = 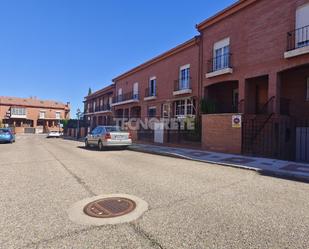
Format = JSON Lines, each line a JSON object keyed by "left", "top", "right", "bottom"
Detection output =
{"left": 287, "top": 25, "right": 309, "bottom": 51}
{"left": 94, "top": 104, "right": 111, "bottom": 112}
{"left": 145, "top": 87, "right": 157, "bottom": 97}
{"left": 257, "top": 96, "right": 275, "bottom": 115}
{"left": 207, "top": 53, "right": 232, "bottom": 73}
{"left": 113, "top": 91, "right": 139, "bottom": 103}
{"left": 174, "top": 77, "right": 191, "bottom": 91}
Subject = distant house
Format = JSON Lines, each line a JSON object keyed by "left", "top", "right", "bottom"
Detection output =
{"left": 0, "top": 96, "right": 70, "bottom": 133}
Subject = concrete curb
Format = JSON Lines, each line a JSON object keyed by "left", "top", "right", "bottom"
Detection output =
{"left": 128, "top": 147, "right": 309, "bottom": 184}
{"left": 62, "top": 136, "right": 85, "bottom": 142}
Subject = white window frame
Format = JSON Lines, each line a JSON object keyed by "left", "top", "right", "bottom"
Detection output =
{"left": 55, "top": 111, "right": 61, "bottom": 120}
{"left": 213, "top": 38, "right": 230, "bottom": 71}
{"left": 175, "top": 99, "right": 186, "bottom": 117}
{"left": 296, "top": 4, "right": 309, "bottom": 48}
{"left": 149, "top": 77, "right": 156, "bottom": 96}
{"left": 175, "top": 99, "right": 196, "bottom": 117}
{"left": 162, "top": 103, "right": 171, "bottom": 118}
{"left": 39, "top": 111, "right": 46, "bottom": 119}
{"left": 133, "top": 82, "right": 139, "bottom": 99}
{"left": 118, "top": 88, "right": 123, "bottom": 101}
{"left": 179, "top": 64, "right": 190, "bottom": 90}
{"left": 11, "top": 107, "right": 26, "bottom": 116}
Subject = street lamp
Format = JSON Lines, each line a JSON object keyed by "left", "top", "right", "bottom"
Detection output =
{"left": 76, "top": 108, "right": 82, "bottom": 139}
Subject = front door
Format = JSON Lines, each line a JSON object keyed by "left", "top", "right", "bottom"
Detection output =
{"left": 154, "top": 122, "right": 164, "bottom": 144}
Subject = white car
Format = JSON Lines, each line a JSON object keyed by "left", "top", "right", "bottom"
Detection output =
{"left": 47, "top": 131, "right": 61, "bottom": 138}
{"left": 85, "top": 126, "right": 132, "bottom": 150}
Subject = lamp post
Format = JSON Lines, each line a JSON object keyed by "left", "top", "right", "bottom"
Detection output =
{"left": 76, "top": 108, "right": 81, "bottom": 139}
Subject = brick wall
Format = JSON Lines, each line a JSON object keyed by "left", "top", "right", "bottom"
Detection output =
{"left": 202, "top": 114, "right": 242, "bottom": 154}
{"left": 113, "top": 38, "right": 200, "bottom": 119}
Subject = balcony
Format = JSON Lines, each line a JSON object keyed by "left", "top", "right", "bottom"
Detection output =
{"left": 144, "top": 87, "right": 157, "bottom": 101}
{"left": 206, "top": 53, "right": 233, "bottom": 78}
{"left": 10, "top": 108, "right": 27, "bottom": 119}
{"left": 38, "top": 114, "right": 62, "bottom": 120}
{"left": 111, "top": 91, "right": 139, "bottom": 107}
{"left": 173, "top": 78, "right": 192, "bottom": 96}
{"left": 285, "top": 25, "right": 309, "bottom": 59}
{"left": 85, "top": 105, "right": 111, "bottom": 115}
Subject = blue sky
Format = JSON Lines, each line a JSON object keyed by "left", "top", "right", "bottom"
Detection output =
{"left": 0, "top": 0, "right": 237, "bottom": 117}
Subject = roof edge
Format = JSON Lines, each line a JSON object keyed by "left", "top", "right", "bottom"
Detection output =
{"left": 84, "top": 84, "right": 115, "bottom": 99}
{"left": 196, "top": 0, "right": 258, "bottom": 31}
{"left": 112, "top": 36, "right": 200, "bottom": 82}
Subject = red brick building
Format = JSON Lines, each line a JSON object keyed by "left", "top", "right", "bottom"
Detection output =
{"left": 197, "top": 0, "right": 309, "bottom": 161}
{"left": 112, "top": 37, "right": 201, "bottom": 122}
{"left": 0, "top": 96, "right": 70, "bottom": 133}
{"left": 83, "top": 0, "right": 309, "bottom": 162}
{"left": 84, "top": 84, "right": 114, "bottom": 130}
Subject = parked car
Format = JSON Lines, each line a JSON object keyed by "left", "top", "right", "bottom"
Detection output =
{"left": 85, "top": 126, "right": 132, "bottom": 150}
{"left": 0, "top": 128, "right": 15, "bottom": 143}
{"left": 47, "top": 131, "right": 61, "bottom": 138}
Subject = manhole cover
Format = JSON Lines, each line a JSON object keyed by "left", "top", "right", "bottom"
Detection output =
{"left": 84, "top": 197, "right": 136, "bottom": 218}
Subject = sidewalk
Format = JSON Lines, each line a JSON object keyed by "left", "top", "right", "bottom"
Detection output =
{"left": 129, "top": 143, "right": 309, "bottom": 183}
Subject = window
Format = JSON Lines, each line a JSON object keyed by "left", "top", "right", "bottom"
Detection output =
{"left": 118, "top": 88, "right": 123, "bottom": 101}
{"left": 162, "top": 103, "right": 171, "bottom": 118}
{"left": 11, "top": 107, "right": 26, "bottom": 116}
{"left": 307, "top": 77, "right": 309, "bottom": 101}
{"left": 213, "top": 38, "right": 230, "bottom": 71}
{"left": 39, "top": 111, "right": 45, "bottom": 119}
{"left": 179, "top": 65, "right": 190, "bottom": 90}
{"left": 133, "top": 82, "right": 139, "bottom": 99}
{"left": 175, "top": 99, "right": 196, "bottom": 117}
{"left": 186, "top": 99, "right": 196, "bottom": 116}
{"left": 149, "top": 77, "right": 156, "bottom": 96}
{"left": 55, "top": 112, "right": 61, "bottom": 120}
{"left": 148, "top": 107, "right": 156, "bottom": 118}
{"left": 296, "top": 4, "right": 309, "bottom": 48}
{"left": 175, "top": 100, "right": 186, "bottom": 116}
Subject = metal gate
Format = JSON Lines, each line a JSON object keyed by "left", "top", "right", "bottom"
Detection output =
{"left": 242, "top": 116, "right": 309, "bottom": 163}
{"left": 24, "top": 127, "right": 36, "bottom": 134}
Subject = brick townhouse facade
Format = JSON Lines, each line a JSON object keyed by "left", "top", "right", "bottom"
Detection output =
{"left": 83, "top": 84, "right": 114, "bottom": 130}
{"left": 0, "top": 96, "right": 70, "bottom": 133}
{"left": 197, "top": 0, "right": 309, "bottom": 162}
{"left": 111, "top": 37, "right": 201, "bottom": 143}
{"left": 83, "top": 0, "right": 309, "bottom": 162}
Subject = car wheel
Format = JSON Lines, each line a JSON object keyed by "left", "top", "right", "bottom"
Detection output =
{"left": 98, "top": 140, "right": 104, "bottom": 151}
{"left": 85, "top": 139, "right": 89, "bottom": 148}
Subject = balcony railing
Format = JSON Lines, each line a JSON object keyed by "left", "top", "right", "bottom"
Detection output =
{"left": 86, "top": 104, "right": 111, "bottom": 114}
{"left": 145, "top": 87, "right": 156, "bottom": 97}
{"left": 287, "top": 25, "right": 309, "bottom": 51}
{"left": 113, "top": 91, "right": 139, "bottom": 103}
{"left": 207, "top": 53, "right": 232, "bottom": 73}
{"left": 94, "top": 105, "right": 111, "bottom": 112}
{"left": 174, "top": 77, "right": 191, "bottom": 92}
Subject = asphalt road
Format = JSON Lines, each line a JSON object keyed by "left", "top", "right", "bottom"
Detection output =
{"left": 1, "top": 135, "right": 309, "bottom": 249}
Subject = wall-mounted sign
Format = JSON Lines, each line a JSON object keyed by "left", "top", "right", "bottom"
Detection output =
{"left": 232, "top": 115, "right": 242, "bottom": 128}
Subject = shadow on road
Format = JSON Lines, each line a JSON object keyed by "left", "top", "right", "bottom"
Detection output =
{"left": 77, "top": 146, "right": 127, "bottom": 152}
{"left": 258, "top": 170, "right": 309, "bottom": 184}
